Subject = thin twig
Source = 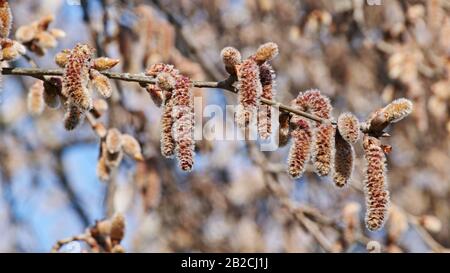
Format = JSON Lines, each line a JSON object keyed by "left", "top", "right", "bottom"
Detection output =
{"left": 1, "top": 67, "right": 328, "bottom": 124}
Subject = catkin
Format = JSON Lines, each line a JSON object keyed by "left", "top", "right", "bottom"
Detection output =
{"left": 287, "top": 119, "right": 313, "bottom": 179}
{"left": 257, "top": 63, "right": 275, "bottom": 139}
{"left": 363, "top": 135, "right": 390, "bottom": 231}
{"left": 89, "top": 69, "right": 112, "bottom": 98}
{"left": 43, "top": 77, "right": 62, "bottom": 108}
{"left": 62, "top": 43, "right": 94, "bottom": 111}
{"left": 96, "top": 143, "right": 111, "bottom": 182}
{"left": 221, "top": 46, "right": 242, "bottom": 75}
{"left": 110, "top": 213, "right": 125, "bottom": 245}
{"left": 337, "top": 112, "right": 360, "bottom": 144}
{"left": 254, "top": 42, "right": 279, "bottom": 65}
{"left": 172, "top": 75, "right": 195, "bottom": 171}
{"left": 294, "top": 89, "right": 334, "bottom": 177}
{"left": 105, "top": 128, "right": 124, "bottom": 168}
{"left": 27, "top": 81, "right": 45, "bottom": 116}
{"left": 64, "top": 104, "right": 85, "bottom": 131}
{"left": 55, "top": 49, "right": 71, "bottom": 68}
{"left": 333, "top": 132, "right": 354, "bottom": 187}
{"left": 122, "top": 134, "right": 144, "bottom": 161}
{"left": 146, "top": 63, "right": 180, "bottom": 157}
{"left": 0, "top": 0, "right": 12, "bottom": 38}
{"left": 92, "top": 57, "right": 120, "bottom": 71}
{"left": 381, "top": 98, "right": 413, "bottom": 123}
{"left": 236, "top": 58, "right": 262, "bottom": 128}
{"left": 312, "top": 123, "right": 335, "bottom": 176}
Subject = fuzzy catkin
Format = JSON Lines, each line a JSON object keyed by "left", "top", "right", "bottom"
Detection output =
{"left": 64, "top": 104, "right": 84, "bottom": 131}
{"left": 337, "top": 112, "right": 360, "bottom": 144}
{"left": 92, "top": 57, "right": 120, "bottom": 71}
{"left": 172, "top": 75, "right": 195, "bottom": 171}
{"left": 147, "top": 64, "right": 180, "bottom": 158}
{"left": 55, "top": 49, "right": 71, "bottom": 68}
{"left": 62, "top": 44, "right": 94, "bottom": 111}
{"left": 294, "top": 89, "right": 332, "bottom": 120}
{"left": 90, "top": 69, "right": 112, "bottom": 98}
{"left": 312, "top": 123, "right": 335, "bottom": 176}
{"left": 0, "top": 0, "right": 12, "bottom": 38}
{"left": 221, "top": 46, "right": 242, "bottom": 75}
{"left": 254, "top": 42, "right": 279, "bottom": 65}
{"left": 105, "top": 128, "right": 124, "bottom": 168}
{"left": 287, "top": 119, "right": 313, "bottom": 179}
{"left": 363, "top": 135, "right": 390, "bottom": 231}
{"left": 333, "top": 132, "right": 354, "bottom": 187}
{"left": 122, "top": 134, "right": 144, "bottom": 161}
{"left": 236, "top": 58, "right": 262, "bottom": 128}
{"left": 27, "top": 81, "right": 45, "bottom": 116}
{"left": 257, "top": 63, "right": 275, "bottom": 139}
{"left": 382, "top": 98, "right": 413, "bottom": 123}
{"left": 43, "top": 77, "right": 62, "bottom": 108}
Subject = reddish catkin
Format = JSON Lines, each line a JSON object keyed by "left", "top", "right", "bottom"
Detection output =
{"left": 236, "top": 58, "right": 262, "bottom": 128}
{"left": 294, "top": 89, "right": 334, "bottom": 176}
{"left": 27, "top": 81, "right": 45, "bottom": 116}
{"left": 0, "top": 0, "right": 12, "bottom": 38}
{"left": 363, "top": 135, "right": 390, "bottom": 231}
{"left": 257, "top": 63, "right": 276, "bottom": 139}
{"left": 220, "top": 46, "right": 242, "bottom": 75}
{"left": 287, "top": 119, "right": 313, "bottom": 179}
{"left": 172, "top": 75, "right": 195, "bottom": 171}
{"left": 62, "top": 43, "right": 94, "bottom": 111}
{"left": 312, "top": 123, "right": 335, "bottom": 176}
{"left": 146, "top": 63, "right": 180, "bottom": 157}
{"left": 333, "top": 132, "right": 355, "bottom": 188}
{"left": 337, "top": 112, "right": 360, "bottom": 144}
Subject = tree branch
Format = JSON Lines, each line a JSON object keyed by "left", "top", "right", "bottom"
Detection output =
{"left": 1, "top": 67, "right": 328, "bottom": 124}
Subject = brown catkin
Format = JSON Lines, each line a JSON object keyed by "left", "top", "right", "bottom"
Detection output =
{"left": 254, "top": 42, "right": 279, "bottom": 65}
{"left": 146, "top": 84, "right": 164, "bottom": 107}
{"left": 96, "top": 143, "right": 111, "bottom": 182}
{"left": 294, "top": 89, "right": 332, "bottom": 120}
{"left": 0, "top": 0, "right": 12, "bottom": 38}
{"left": 172, "top": 75, "right": 195, "bottom": 171}
{"left": 312, "top": 123, "right": 335, "bottom": 176}
{"left": 43, "top": 77, "right": 62, "bottom": 108}
{"left": 89, "top": 69, "right": 112, "bottom": 98}
{"left": 333, "top": 132, "right": 354, "bottom": 187}
{"left": 62, "top": 44, "right": 94, "bottom": 111}
{"left": 236, "top": 58, "right": 262, "bottom": 128}
{"left": 1, "top": 38, "right": 26, "bottom": 61}
{"left": 278, "top": 112, "right": 291, "bottom": 147}
{"left": 287, "top": 119, "right": 313, "bottom": 179}
{"left": 160, "top": 96, "right": 175, "bottom": 158}
{"left": 92, "top": 57, "right": 120, "bottom": 71}
{"left": 105, "top": 129, "right": 123, "bottom": 168}
{"left": 363, "top": 135, "right": 390, "bottom": 231}
{"left": 64, "top": 104, "right": 85, "bottom": 131}
{"left": 27, "top": 81, "right": 45, "bottom": 116}
{"left": 110, "top": 213, "right": 125, "bottom": 245}
{"left": 294, "top": 89, "right": 333, "bottom": 176}
{"left": 55, "top": 49, "right": 71, "bottom": 68}
{"left": 381, "top": 98, "right": 413, "bottom": 123}
{"left": 122, "top": 134, "right": 144, "bottom": 161}
{"left": 146, "top": 64, "right": 180, "bottom": 158}
{"left": 337, "top": 112, "right": 360, "bottom": 144}
{"left": 257, "top": 63, "right": 275, "bottom": 139}
{"left": 220, "top": 46, "right": 242, "bottom": 75}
